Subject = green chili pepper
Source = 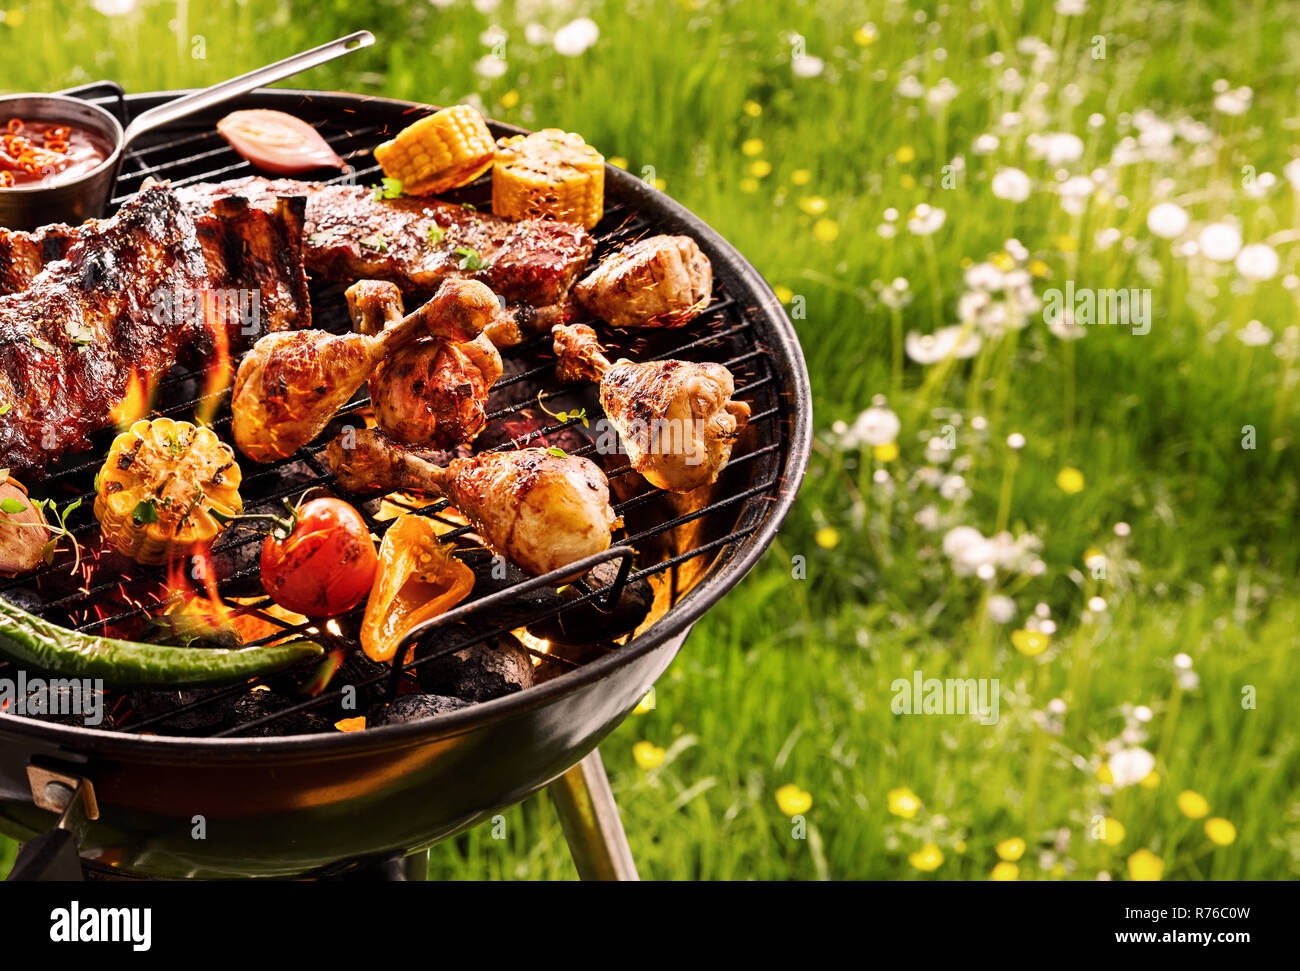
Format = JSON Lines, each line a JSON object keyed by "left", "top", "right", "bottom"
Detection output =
{"left": 0, "top": 598, "right": 322, "bottom": 688}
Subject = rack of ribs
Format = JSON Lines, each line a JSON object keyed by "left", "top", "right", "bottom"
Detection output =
{"left": 0, "top": 186, "right": 312, "bottom": 345}
{"left": 0, "top": 183, "right": 297, "bottom": 478}
{"left": 175, "top": 177, "right": 595, "bottom": 310}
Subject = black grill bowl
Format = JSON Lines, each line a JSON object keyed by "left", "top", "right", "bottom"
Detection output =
{"left": 0, "top": 89, "right": 811, "bottom": 878}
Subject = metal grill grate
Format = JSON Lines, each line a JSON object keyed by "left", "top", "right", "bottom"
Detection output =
{"left": 0, "top": 92, "right": 790, "bottom": 738}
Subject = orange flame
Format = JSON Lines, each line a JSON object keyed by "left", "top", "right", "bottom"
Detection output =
{"left": 195, "top": 290, "right": 233, "bottom": 428}
{"left": 111, "top": 370, "right": 153, "bottom": 430}
{"left": 162, "top": 545, "right": 236, "bottom": 634}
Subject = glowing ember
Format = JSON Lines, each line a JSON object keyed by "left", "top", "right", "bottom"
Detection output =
{"left": 194, "top": 290, "right": 233, "bottom": 428}
{"left": 110, "top": 370, "right": 153, "bottom": 430}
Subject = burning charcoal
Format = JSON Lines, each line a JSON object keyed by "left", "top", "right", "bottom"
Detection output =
{"left": 10, "top": 683, "right": 115, "bottom": 730}
{"left": 416, "top": 629, "right": 534, "bottom": 701}
{"left": 229, "top": 689, "right": 332, "bottom": 736}
{"left": 463, "top": 553, "right": 563, "bottom": 628}
{"left": 317, "top": 650, "right": 390, "bottom": 720}
{"left": 0, "top": 586, "right": 43, "bottom": 613}
{"left": 208, "top": 537, "right": 266, "bottom": 598}
{"left": 527, "top": 559, "right": 653, "bottom": 645}
{"left": 123, "top": 687, "right": 232, "bottom": 735}
{"left": 367, "top": 693, "right": 471, "bottom": 726}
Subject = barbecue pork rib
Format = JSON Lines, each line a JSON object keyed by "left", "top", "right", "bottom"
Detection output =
{"left": 176, "top": 177, "right": 595, "bottom": 309}
{"left": 0, "top": 188, "right": 312, "bottom": 344}
{"left": 0, "top": 184, "right": 215, "bottom": 476}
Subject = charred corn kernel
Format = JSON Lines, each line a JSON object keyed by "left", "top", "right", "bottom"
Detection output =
{"left": 94, "top": 419, "right": 242, "bottom": 565}
{"left": 492, "top": 128, "right": 604, "bottom": 229}
{"left": 373, "top": 105, "right": 496, "bottom": 195}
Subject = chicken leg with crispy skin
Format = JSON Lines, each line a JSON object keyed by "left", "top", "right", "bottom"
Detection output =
{"left": 232, "top": 278, "right": 500, "bottom": 463}
{"left": 552, "top": 323, "right": 750, "bottom": 493}
{"left": 344, "top": 280, "right": 504, "bottom": 450}
{"left": 326, "top": 429, "right": 620, "bottom": 577}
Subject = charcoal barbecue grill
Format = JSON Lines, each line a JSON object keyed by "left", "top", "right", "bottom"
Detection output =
{"left": 0, "top": 86, "right": 811, "bottom": 880}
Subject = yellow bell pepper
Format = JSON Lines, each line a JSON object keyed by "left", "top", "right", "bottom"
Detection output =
{"left": 361, "top": 515, "right": 475, "bottom": 663}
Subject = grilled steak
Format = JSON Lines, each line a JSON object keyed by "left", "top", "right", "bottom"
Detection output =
{"left": 0, "top": 184, "right": 214, "bottom": 476}
{"left": 0, "top": 187, "right": 312, "bottom": 343}
{"left": 176, "top": 177, "right": 595, "bottom": 307}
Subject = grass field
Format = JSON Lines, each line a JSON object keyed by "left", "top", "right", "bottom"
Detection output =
{"left": 2, "top": 0, "right": 1299, "bottom": 880}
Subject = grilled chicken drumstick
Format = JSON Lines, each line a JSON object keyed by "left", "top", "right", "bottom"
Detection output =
{"left": 326, "top": 429, "right": 620, "bottom": 577}
{"left": 232, "top": 279, "right": 499, "bottom": 462}
{"left": 345, "top": 280, "right": 504, "bottom": 450}
{"left": 552, "top": 323, "right": 750, "bottom": 493}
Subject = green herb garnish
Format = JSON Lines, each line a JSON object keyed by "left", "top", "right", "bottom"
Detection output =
{"left": 0, "top": 497, "right": 25, "bottom": 514}
{"left": 132, "top": 498, "right": 160, "bottom": 526}
{"left": 546, "top": 446, "right": 567, "bottom": 458}
{"left": 455, "top": 246, "right": 488, "bottom": 271}
{"left": 373, "top": 177, "right": 404, "bottom": 200}
{"left": 428, "top": 224, "right": 445, "bottom": 245}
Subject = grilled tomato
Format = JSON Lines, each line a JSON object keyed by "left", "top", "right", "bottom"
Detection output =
{"left": 259, "top": 497, "right": 378, "bottom": 618}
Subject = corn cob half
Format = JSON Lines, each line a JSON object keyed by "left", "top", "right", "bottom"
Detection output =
{"left": 95, "top": 419, "right": 243, "bottom": 565}
{"left": 492, "top": 129, "right": 605, "bottom": 229}
{"left": 373, "top": 105, "right": 496, "bottom": 196}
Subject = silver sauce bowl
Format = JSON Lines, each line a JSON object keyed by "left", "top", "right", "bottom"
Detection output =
{"left": 0, "top": 30, "right": 373, "bottom": 232}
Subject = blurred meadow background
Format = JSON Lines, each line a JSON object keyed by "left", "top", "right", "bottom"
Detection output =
{"left": 2, "top": 0, "right": 1299, "bottom": 880}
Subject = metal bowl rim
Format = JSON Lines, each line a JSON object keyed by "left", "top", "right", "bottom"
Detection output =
{"left": 0, "top": 87, "right": 812, "bottom": 757}
{"left": 0, "top": 93, "right": 124, "bottom": 195}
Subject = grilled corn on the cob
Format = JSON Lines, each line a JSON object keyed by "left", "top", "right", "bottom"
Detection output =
{"left": 492, "top": 129, "right": 605, "bottom": 229}
{"left": 373, "top": 105, "right": 496, "bottom": 196}
{"left": 95, "top": 419, "right": 243, "bottom": 565}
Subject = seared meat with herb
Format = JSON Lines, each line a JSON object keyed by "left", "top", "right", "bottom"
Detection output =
{"left": 573, "top": 234, "right": 712, "bottom": 329}
{"left": 0, "top": 185, "right": 214, "bottom": 477}
{"left": 0, "top": 186, "right": 312, "bottom": 343}
{"left": 176, "top": 176, "right": 595, "bottom": 310}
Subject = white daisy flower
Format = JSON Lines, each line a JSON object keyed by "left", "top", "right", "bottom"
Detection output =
{"left": 907, "top": 204, "right": 946, "bottom": 235}
{"left": 792, "top": 55, "right": 825, "bottom": 78}
{"left": 1197, "top": 222, "right": 1242, "bottom": 262}
{"left": 991, "top": 167, "right": 1032, "bottom": 202}
{"left": 1236, "top": 243, "right": 1279, "bottom": 280}
{"left": 1236, "top": 320, "right": 1274, "bottom": 346}
{"left": 1107, "top": 747, "right": 1155, "bottom": 788}
{"left": 554, "top": 17, "right": 599, "bottom": 57}
{"left": 1146, "top": 202, "right": 1189, "bottom": 239}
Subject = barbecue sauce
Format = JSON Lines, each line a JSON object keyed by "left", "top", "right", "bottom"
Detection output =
{"left": 0, "top": 118, "right": 112, "bottom": 188}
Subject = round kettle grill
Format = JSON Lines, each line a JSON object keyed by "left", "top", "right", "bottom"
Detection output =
{"left": 0, "top": 86, "right": 812, "bottom": 880}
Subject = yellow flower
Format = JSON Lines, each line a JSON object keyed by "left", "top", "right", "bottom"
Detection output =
{"left": 1057, "top": 467, "right": 1085, "bottom": 494}
{"left": 775, "top": 783, "right": 813, "bottom": 816}
{"left": 741, "top": 138, "right": 764, "bottom": 157}
{"left": 909, "top": 842, "right": 944, "bottom": 872}
{"left": 954, "top": 839, "right": 967, "bottom": 853}
{"left": 895, "top": 146, "right": 916, "bottom": 164}
{"left": 653, "top": 177, "right": 667, "bottom": 192}
{"left": 607, "top": 156, "right": 629, "bottom": 170}
{"left": 498, "top": 89, "right": 520, "bottom": 109}
{"left": 790, "top": 168, "right": 812, "bottom": 186}
{"left": 632, "top": 740, "right": 665, "bottom": 769}
{"left": 739, "top": 177, "right": 760, "bottom": 193}
{"left": 872, "top": 441, "right": 899, "bottom": 462}
{"left": 1140, "top": 771, "right": 1161, "bottom": 790}
{"left": 750, "top": 159, "right": 773, "bottom": 178}
{"left": 773, "top": 285, "right": 795, "bottom": 304}
{"left": 1028, "top": 259, "right": 1050, "bottom": 278}
{"left": 1100, "top": 817, "right": 1126, "bottom": 846}
{"left": 633, "top": 688, "right": 656, "bottom": 714}
{"left": 813, "top": 218, "right": 840, "bottom": 242}
{"left": 991, "top": 251, "right": 1015, "bottom": 271}
{"left": 1177, "top": 790, "right": 1210, "bottom": 819}
{"left": 799, "top": 195, "right": 828, "bottom": 216}
{"left": 815, "top": 526, "right": 839, "bottom": 549}
{"left": 996, "top": 837, "right": 1026, "bottom": 862}
{"left": 887, "top": 786, "right": 921, "bottom": 819}
{"left": 743, "top": 100, "right": 763, "bottom": 117}
{"left": 1127, "top": 849, "right": 1164, "bottom": 881}
{"left": 4, "top": 9, "right": 25, "bottom": 27}
{"left": 1012, "top": 629, "right": 1050, "bottom": 657}
{"left": 900, "top": 173, "right": 917, "bottom": 190}
{"left": 1097, "top": 763, "right": 1115, "bottom": 785}
{"left": 854, "top": 24, "right": 879, "bottom": 46}
{"left": 1055, "top": 233, "right": 1078, "bottom": 253}
{"left": 990, "top": 861, "right": 1019, "bottom": 881}
{"left": 1083, "top": 547, "right": 1104, "bottom": 565}
{"left": 1205, "top": 818, "right": 1236, "bottom": 846}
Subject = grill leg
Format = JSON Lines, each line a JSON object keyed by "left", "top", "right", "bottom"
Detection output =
{"left": 549, "top": 749, "right": 639, "bottom": 881}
